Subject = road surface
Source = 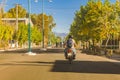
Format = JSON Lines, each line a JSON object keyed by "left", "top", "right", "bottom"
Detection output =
{"left": 0, "top": 48, "right": 119, "bottom": 80}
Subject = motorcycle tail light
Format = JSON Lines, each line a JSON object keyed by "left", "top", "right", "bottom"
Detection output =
{"left": 67, "top": 49, "right": 72, "bottom": 53}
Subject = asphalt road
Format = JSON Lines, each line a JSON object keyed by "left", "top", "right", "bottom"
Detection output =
{"left": 0, "top": 48, "right": 120, "bottom": 80}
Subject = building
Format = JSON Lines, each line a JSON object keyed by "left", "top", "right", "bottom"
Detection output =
{"left": 1, "top": 18, "right": 33, "bottom": 48}
{"left": 1, "top": 18, "right": 33, "bottom": 26}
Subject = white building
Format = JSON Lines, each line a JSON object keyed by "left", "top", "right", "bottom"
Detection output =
{"left": 1, "top": 18, "right": 33, "bottom": 26}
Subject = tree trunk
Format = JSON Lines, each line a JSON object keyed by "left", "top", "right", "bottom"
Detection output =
{"left": 92, "top": 40, "right": 96, "bottom": 53}
{"left": 105, "top": 35, "right": 110, "bottom": 50}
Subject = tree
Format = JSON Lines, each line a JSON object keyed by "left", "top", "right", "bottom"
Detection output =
{"left": 36, "top": 13, "right": 56, "bottom": 46}
{"left": 4, "top": 5, "right": 27, "bottom": 18}
{"left": 31, "top": 14, "right": 38, "bottom": 25}
{"left": 31, "top": 26, "right": 42, "bottom": 45}
{"left": 15, "top": 23, "right": 42, "bottom": 47}
{"left": 50, "top": 32, "right": 58, "bottom": 44}
{"left": 15, "top": 23, "right": 28, "bottom": 46}
{"left": 0, "top": 24, "right": 14, "bottom": 49}
{"left": 70, "top": 0, "right": 120, "bottom": 50}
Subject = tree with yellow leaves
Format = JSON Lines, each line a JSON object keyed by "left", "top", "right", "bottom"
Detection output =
{"left": 70, "top": 0, "right": 120, "bottom": 50}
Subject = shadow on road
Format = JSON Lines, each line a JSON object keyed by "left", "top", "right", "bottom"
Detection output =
{"left": 0, "top": 60, "right": 119, "bottom": 74}
{"left": 51, "top": 60, "right": 120, "bottom": 74}
{"left": 1, "top": 48, "right": 64, "bottom": 54}
{"left": 111, "top": 54, "right": 120, "bottom": 61}
{"left": 0, "top": 61, "right": 54, "bottom": 67}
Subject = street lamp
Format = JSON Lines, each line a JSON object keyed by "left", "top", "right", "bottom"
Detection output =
{"left": 35, "top": 0, "right": 52, "bottom": 49}
{"left": 26, "top": 0, "right": 36, "bottom": 55}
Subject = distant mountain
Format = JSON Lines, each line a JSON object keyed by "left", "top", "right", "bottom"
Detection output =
{"left": 54, "top": 32, "right": 68, "bottom": 38}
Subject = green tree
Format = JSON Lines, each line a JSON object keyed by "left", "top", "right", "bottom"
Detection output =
{"left": 0, "top": 24, "right": 14, "bottom": 49}
{"left": 15, "top": 23, "right": 42, "bottom": 47}
{"left": 50, "top": 32, "right": 57, "bottom": 44}
{"left": 31, "top": 26, "right": 42, "bottom": 45}
{"left": 70, "top": 0, "right": 120, "bottom": 50}
{"left": 31, "top": 14, "right": 38, "bottom": 25}
{"left": 16, "top": 23, "right": 28, "bottom": 46}
{"left": 4, "top": 5, "right": 27, "bottom": 18}
{"left": 36, "top": 13, "right": 56, "bottom": 46}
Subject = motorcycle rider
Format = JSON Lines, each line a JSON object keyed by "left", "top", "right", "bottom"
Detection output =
{"left": 64, "top": 35, "right": 76, "bottom": 59}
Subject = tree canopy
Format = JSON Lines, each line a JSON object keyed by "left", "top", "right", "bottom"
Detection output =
{"left": 4, "top": 5, "right": 27, "bottom": 18}
{"left": 70, "top": 0, "right": 120, "bottom": 45}
{"left": 0, "top": 4, "right": 57, "bottom": 48}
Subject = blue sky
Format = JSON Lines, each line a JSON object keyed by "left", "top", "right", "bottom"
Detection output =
{"left": 1, "top": 0, "right": 116, "bottom": 33}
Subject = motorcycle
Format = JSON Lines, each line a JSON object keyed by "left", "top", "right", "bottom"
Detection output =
{"left": 66, "top": 48, "right": 74, "bottom": 64}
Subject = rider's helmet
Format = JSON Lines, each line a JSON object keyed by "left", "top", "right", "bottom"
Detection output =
{"left": 68, "top": 35, "right": 73, "bottom": 38}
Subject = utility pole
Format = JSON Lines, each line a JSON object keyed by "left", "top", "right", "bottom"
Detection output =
{"left": 15, "top": 3, "right": 19, "bottom": 48}
{"left": 42, "top": 0, "right": 44, "bottom": 48}
{"left": 35, "top": 0, "right": 52, "bottom": 49}
{"left": 16, "top": 4, "right": 18, "bottom": 31}
{"left": 26, "top": 0, "right": 36, "bottom": 55}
